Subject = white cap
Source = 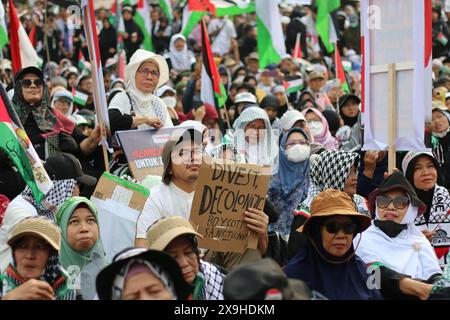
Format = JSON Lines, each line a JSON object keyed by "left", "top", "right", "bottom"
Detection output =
{"left": 279, "top": 110, "right": 306, "bottom": 131}
{"left": 155, "top": 85, "right": 176, "bottom": 97}
{"left": 401, "top": 151, "right": 435, "bottom": 176}
{"left": 281, "top": 16, "right": 291, "bottom": 24}
{"left": 234, "top": 92, "right": 257, "bottom": 105}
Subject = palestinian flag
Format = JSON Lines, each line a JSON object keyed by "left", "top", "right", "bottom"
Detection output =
{"left": 110, "top": 0, "right": 125, "bottom": 33}
{"left": 283, "top": 75, "right": 304, "bottom": 94}
{"left": 437, "top": 32, "right": 448, "bottom": 46}
{"left": 9, "top": 0, "right": 40, "bottom": 75}
{"left": 0, "top": 1, "right": 8, "bottom": 49}
{"left": 81, "top": 0, "right": 112, "bottom": 149}
{"left": 182, "top": 0, "right": 255, "bottom": 37}
{"left": 160, "top": 0, "right": 173, "bottom": 23}
{"left": 77, "top": 50, "right": 89, "bottom": 71}
{"left": 135, "top": 0, "right": 153, "bottom": 51}
{"left": 292, "top": 33, "right": 302, "bottom": 59}
{"left": 256, "top": 0, "right": 286, "bottom": 69}
{"left": 72, "top": 86, "right": 88, "bottom": 107}
{"left": 335, "top": 42, "right": 350, "bottom": 93}
{"left": 315, "top": 0, "right": 340, "bottom": 54}
{"left": 0, "top": 86, "right": 52, "bottom": 205}
{"left": 200, "top": 18, "right": 227, "bottom": 109}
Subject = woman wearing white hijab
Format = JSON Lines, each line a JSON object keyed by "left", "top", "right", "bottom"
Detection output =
{"left": 109, "top": 49, "right": 173, "bottom": 134}
{"left": 164, "top": 34, "right": 195, "bottom": 73}
{"left": 355, "top": 171, "right": 444, "bottom": 299}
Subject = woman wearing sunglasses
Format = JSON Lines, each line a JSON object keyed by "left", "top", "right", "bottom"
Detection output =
{"left": 108, "top": 49, "right": 173, "bottom": 135}
{"left": 356, "top": 171, "right": 443, "bottom": 300}
{"left": 402, "top": 151, "right": 450, "bottom": 267}
{"left": 11, "top": 66, "right": 104, "bottom": 176}
{"left": 284, "top": 189, "right": 382, "bottom": 300}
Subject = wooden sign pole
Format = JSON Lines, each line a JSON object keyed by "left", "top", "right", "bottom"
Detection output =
{"left": 83, "top": 10, "right": 110, "bottom": 173}
{"left": 387, "top": 63, "right": 397, "bottom": 174}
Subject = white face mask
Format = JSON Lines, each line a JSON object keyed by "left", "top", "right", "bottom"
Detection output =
{"left": 162, "top": 96, "right": 177, "bottom": 109}
{"left": 309, "top": 121, "right": 324, "bottom": 137}
{"left": 285, "top": 144, "right": 310, "bottom": 163}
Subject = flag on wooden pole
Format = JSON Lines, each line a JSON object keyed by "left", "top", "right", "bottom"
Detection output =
{"left": 200, "top": 18, "right": 227, "bottom": 110}
{"left": 81, "top": 0, "right": 112, "bottom": 169}
{"left": 8, "top": 0, "right": 40, "bottom": 75}
{"left": 335, "top": 42, "right": 350, "bottom": 93}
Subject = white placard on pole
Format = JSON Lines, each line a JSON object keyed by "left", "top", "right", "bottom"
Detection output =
{"left": 361, "top": 0, "right": 432, "bottom": 155}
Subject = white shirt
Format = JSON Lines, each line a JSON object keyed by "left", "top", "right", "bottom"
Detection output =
{"left": 208, "top": 18, "right": 237, "bottom": 56}
{"left": 136, "top": 182, "right": 194, "bottom": 238}
{"left": 109, "top": 91, "right": 173, "bottom": 129}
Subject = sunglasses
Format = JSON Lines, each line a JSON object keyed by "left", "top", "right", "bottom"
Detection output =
{"left": 21, "top": 79, "right": 44, "bottom": 88}
{"left": 376, "top": 195, "right": 410, "bottom": 210}
{"left": 324, "top": 221, "right": 358, "bottom": 235}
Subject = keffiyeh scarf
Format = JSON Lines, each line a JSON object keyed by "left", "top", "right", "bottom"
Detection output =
{"left": 192, "top": 260, "right": 224, "bottom": 300}
{"left": 21, "top": 179, "right": 77, "bottom": 221}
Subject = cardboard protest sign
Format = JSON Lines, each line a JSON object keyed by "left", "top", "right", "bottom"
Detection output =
{"left": 360, "top": 0, "right": 431, "bottom": 152}
{"left": 91, "top": 172, "right": 150, "bottom": 261}
{"left": 189, "top": 160, "right": 270, "bottom": 253}
{"left": 116, "top": 127, "right": 185, "bottom": 181}
{"left": 91, "top": 172, "right": 149, "bottom": 211}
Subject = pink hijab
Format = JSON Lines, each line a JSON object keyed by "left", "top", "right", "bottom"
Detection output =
{"left": 302, "top": 108, "right": 339, "bottom": 149}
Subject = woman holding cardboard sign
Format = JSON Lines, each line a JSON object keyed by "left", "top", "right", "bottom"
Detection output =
{"left": 108, "top": 49, "right": 173, "bottom": 134}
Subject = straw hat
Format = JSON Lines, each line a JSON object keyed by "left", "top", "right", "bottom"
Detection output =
{"left": 8, "top": 217, "right": 61, "bottom": 251}
{"left": 298, "top": 189, "right": 371, "bottom": 234}
{"left": 146, "top": 216, "right": 203, "bottom": 251}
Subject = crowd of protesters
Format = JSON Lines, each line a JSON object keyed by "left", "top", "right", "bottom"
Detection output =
{"left": 1, "top": 0, "right": 450, "bottom": 300}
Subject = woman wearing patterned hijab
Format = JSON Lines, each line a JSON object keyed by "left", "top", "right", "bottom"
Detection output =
{"left": 96, "top": 247, "right": 192, "bottom": 300}
{"left": 0, "top": 217, "right": 75, "bottom": 300}
{"left": 288, "top": 149, "right": 370, "bottom": 257}
{"left": 56, "top": 197, "right": 107, "bottom": 300}
{"left": 229, "top": 106, "right": 278, "bottom": 170}
{"left": 12, "top": 66, "right": 76, "bottom": 160}
{"left": 108, "top": 49, "right": 173, "bottom": 134}
{"left": 268, "top": 128, "right": 311, "bottom": 237}
{"left": 402, "top": 151, "right": 450, "bottom": 267}
{"left": 146, "top": 217, "right": 225, "bottom": 300}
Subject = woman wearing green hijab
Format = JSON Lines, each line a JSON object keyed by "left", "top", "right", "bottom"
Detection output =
{"left": 56, "top": 197, "right": 107, "bottom": 300}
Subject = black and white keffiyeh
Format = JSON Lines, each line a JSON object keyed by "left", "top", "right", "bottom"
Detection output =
{"left": 197, "top": 260, "right": 224, "bottom": 300}
{"left": 296, "top": 150, "right": 370, "bottom": 216}
{"left": 21, "top": 179, "right": 77, "bottom": 221}
{"left": 232, "top": 106, "right": 278, "bottom": 168}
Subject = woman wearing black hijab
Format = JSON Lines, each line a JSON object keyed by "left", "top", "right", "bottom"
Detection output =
{"left": 337, "top": 94, "right": 360, "bottom": 128}
{"left": 284, "top": 189, "right": 382, "bottom": 300}
{"left": 402, "top": 151, "right": 450, "bottom": 266}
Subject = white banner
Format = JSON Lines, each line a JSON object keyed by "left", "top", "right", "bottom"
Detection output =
{"left": 361, "top": 0, "right": 432, "bottom": 151}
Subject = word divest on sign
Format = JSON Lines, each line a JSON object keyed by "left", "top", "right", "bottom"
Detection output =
{"left": 116, "top": 127, "right": 187, "bottom": 181}
{"left": 190, "top": 160, "right": 271, "bottom": 253}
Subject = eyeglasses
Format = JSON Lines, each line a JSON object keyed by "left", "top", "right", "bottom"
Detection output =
{"left": 285, "top": 140, "right": 309, "bottom": 149}
{"left": 175, "top": 146, "right": 204, "bottom": 160}
{"left": 21, "top": 79, "right": 44, "bottom": 88}
{"left": 324, "top": 221, "right": 358, "bottom": 235}
{"left": 137, "top": 68, "right": 160, "bottom": 78}
{"left": 376, "top": 195, "right": 410, "bottom": 210}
